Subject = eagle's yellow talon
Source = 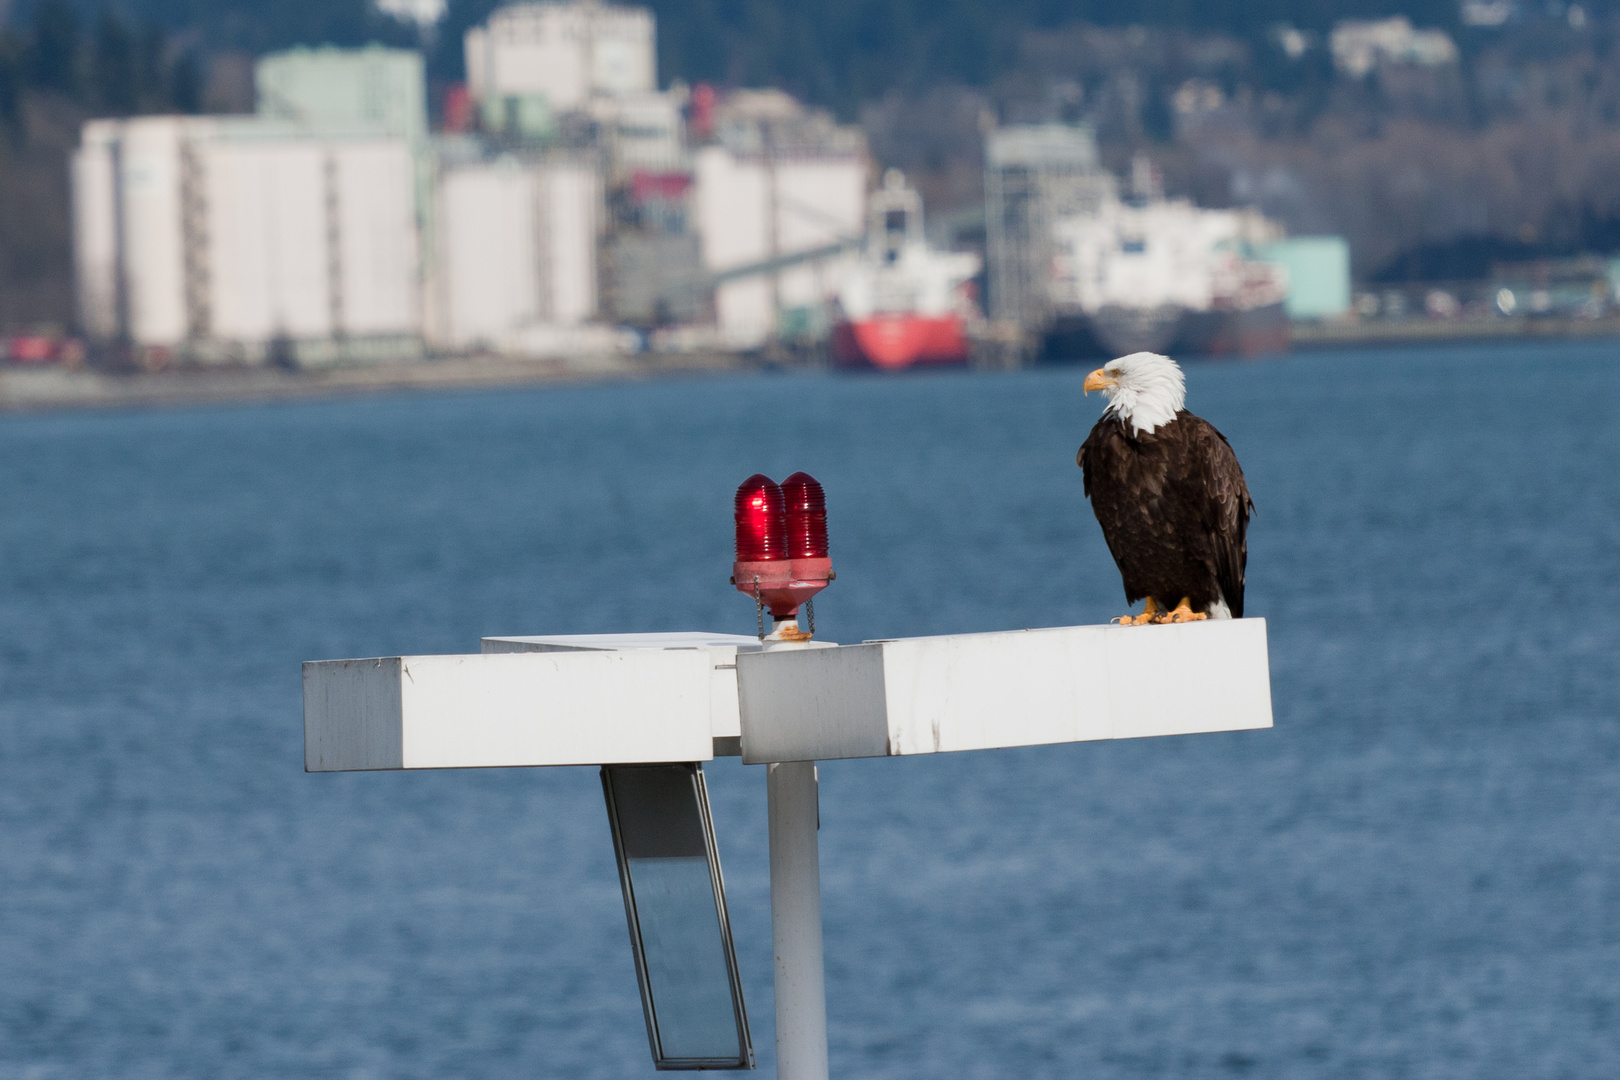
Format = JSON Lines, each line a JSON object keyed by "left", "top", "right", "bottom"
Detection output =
{"left": 1163, "top": 598, "right": 1207, "bottom": 623}
{"left": 1114, "top": 597, "right": 1161, "bottom": 626}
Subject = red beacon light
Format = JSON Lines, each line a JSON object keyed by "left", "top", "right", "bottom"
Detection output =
{"left": 781, "top": 472, "right": 828, "bottom": 559}
{"left": 734, "top": 474, "right": 787, "bottom": 561}
{"left": 733, "top": 471, "right": 834, "bottom": 640}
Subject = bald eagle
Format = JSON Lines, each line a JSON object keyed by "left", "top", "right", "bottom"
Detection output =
{"left": 1076, "top": 352, "right": 1253, "bottom": 626}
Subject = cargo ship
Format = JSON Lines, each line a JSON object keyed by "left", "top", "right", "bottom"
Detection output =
{"left": 1043, "top": 158, "right": 1288, "bottom": 361}
{"left": 831, "top": 171, "right": 981, "bottom": 370}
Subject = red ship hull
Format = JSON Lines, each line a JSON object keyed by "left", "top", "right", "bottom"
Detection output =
{"left": 832, "top": 315, "right": 970, "bottom": 370}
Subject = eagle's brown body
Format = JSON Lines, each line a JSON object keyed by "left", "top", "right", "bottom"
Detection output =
{"left": 1077, "top": 410, "right": 1253, "bottom": 617}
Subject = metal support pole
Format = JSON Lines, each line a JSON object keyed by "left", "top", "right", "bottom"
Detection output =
{"left": 767, "top": 759, "right": 828, "bottom": 1080}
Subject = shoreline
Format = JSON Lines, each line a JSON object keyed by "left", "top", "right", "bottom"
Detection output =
{"left": 4, "top": 320, "right": 1618, "bottom": 415}
{"left": 1288, "top": 315, "right": 1620, "bottom": 348}
{"left": 0, "top": 350, "right": 753, "bottom": 414}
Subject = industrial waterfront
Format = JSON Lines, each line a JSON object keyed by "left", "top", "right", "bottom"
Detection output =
{"left": 0, "top": 340, "right": 1614, "bottom": 1078}
{"left": 0, "top": 0, "right": 1614, "bottom": 395}
{"left": 43, "top": 1, "right": 1469, "bottom": 377}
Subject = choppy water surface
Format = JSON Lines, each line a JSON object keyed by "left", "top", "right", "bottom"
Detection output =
{"left": 0, "top": 342, "right": 1616, "bottom": 1079}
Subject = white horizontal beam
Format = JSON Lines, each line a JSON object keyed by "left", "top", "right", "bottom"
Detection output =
{"left": 735, "top": 619, "right": 1273, "bottom": 765}
{"left": 304, "top": 623, "right": 1272, "bottom": 772}
{"left": 303, "top": 650, "right": 716, "bottom": 771}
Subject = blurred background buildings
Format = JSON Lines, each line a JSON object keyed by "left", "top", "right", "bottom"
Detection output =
{"left": 4, "top": 0, "right": 1620, "bottom": 367}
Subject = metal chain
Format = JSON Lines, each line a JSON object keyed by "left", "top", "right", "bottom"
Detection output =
{"left": 806, "top": 597, "right": 815, "bottom": 636}
{"left": 753, "top": 577, "right": 764, "bottom": 640}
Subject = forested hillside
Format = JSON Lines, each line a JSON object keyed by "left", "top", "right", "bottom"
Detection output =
{"left": 641, "top": 0, "right": 1467, "bottom": 116}
{"left": 11, "top": 0, "right": 1474, "bottom": 115}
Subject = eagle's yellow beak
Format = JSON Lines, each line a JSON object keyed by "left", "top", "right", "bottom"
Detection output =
{"left": 1083, "top": 368, "right": 1114, "bottom": 394}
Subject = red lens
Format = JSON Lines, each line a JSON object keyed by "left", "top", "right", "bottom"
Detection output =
{"left": 781, "top": 472, "right": 828, "bottom": 559}
{"left": 734, "top": 474, "right": 788, "bottom": 561}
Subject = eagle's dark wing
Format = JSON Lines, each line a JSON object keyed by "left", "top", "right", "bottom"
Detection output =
{"left": 1076, "top": 433, "right": 1095, "bottom": 497}
{"left": 1176, "top": 414, "right": 1253, "bottom": 617}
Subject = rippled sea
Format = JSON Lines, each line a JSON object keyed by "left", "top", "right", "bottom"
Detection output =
{"left": 0, "top": 341, "right": 1617, "bottom": 1079}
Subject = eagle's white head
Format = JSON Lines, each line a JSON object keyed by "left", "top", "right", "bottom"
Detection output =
{"left": 1083, "top": 352, "right": 1186, "bottom": 436}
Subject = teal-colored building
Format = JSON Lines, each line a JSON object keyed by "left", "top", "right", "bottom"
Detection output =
{"left": 1257, "top": 236, "right": 1352, "bottom": 320}
{"left": 256, "top": 45, "right": 428, "bottom": 144}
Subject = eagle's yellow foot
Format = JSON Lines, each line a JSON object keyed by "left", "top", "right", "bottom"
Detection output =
{"left": 1113, "top": 597, "right": 1161, "bottom": 626}
{"left": 1157, "top": 598, "right": 1207, "bottom": 623}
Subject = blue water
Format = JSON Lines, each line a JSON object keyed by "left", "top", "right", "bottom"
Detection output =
{"left": 0, "top": 342, "right": 1617, "bottom": 1079}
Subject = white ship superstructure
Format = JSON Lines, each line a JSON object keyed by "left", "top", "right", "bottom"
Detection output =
{"left": 836, "top": 170, "right": 979, "bottom": 323}
{"left": 829, "top": 171, "right": 980, "bottom": 369}
{"left": 985, "top": 130, "right": 1293, "bottom": 358}
{"left": 1051, "top": 157, "right": 1285, "bottom": 320}
{"left": 1041, "top": 157, "right": 1288, "bottom": 355}
{"left": 1053, "top": 195, "right": 1282, "bottom": 315}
